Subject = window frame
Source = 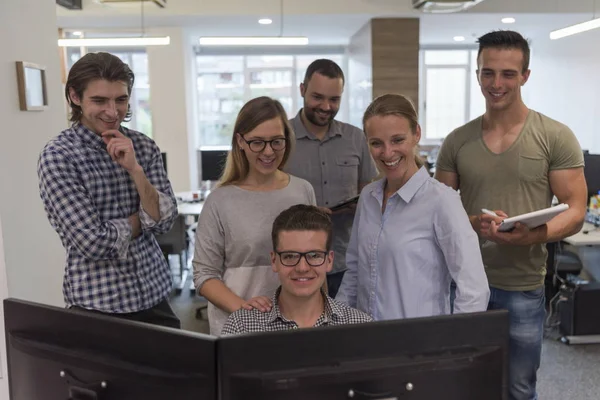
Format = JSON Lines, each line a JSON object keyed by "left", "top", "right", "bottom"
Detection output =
{"left": 419, "top": 46, "right": 479, "bottom": 144}
{"left": 193, "top": 47, "right": 347, "bottom": 150}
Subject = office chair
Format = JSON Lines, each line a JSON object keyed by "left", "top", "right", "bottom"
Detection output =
{"left": 545, "top": 242, "right": 583, "bottom": 306}
{"left": 185, "top": 221, "right": 209, "bottom": 320}
{"left": 156, "top": 215, "right": 188, "bottom": 292}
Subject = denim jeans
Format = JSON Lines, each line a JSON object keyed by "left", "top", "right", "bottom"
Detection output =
{"left": 488, "top": 286, "right": 545, "bottom": 400}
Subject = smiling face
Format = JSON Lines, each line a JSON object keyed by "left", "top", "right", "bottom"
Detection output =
{"left": 477, "top": 47, "right": 530, "bottom": 112}
{"left": 236, "top": 117, "right": 287, "bottom": 180}
{"left": 300, "top": 72, "right": 343, "bottom": 127}
{"left": 271, "top": 230, "right": 333, "bottom": 299}
{"left": 69, "top": 78, "right": 129, "bottom": 134}
{"left": 365, "top": 114, "right": 421, "bottom": 187}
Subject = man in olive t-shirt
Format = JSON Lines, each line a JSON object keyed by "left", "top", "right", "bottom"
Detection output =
{"left": 435, "top": 31, "right": 587, "bottom": 400}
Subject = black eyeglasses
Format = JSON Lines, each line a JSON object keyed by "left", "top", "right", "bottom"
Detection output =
{"left": 240, "top": 136, "right": 287, "bottom": 153}
{"left": 276, "top": 251, "right": 328, "bottom": 267}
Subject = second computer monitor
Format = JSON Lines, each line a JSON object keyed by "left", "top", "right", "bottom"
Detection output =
{"left": 200, "top": 148, "right": 229, "bottom": 182}
{"left": 219, "top": 310, "right": 509, "bottom": 400}
{"left": 584, "top": 153, "right": 600, "bottom": 197}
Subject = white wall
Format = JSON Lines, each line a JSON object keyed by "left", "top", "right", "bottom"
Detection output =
{"left": 0, "top": 1, "right": 67, "bottom": 397}
{"left": 1, "top": 1, "right": 66, "bottom": 303}
{"left": 0, "top": 217, "right": 9, "bottom": 400}
{"left": 147, "top": 27, "right": 198, "bottom": 192}
{"left": 528, "top": 32, "right": 600, "bottom": 153}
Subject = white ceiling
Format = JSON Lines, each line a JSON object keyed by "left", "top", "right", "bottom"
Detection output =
{"left": 55, "top": 0, "right": 600, "bottom": 46}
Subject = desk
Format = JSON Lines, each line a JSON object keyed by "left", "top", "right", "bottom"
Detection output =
{"left": 178, "top": 201, "right": 203, "bottom": 217}
{"left": 563, "top": 223, "right": 600, "bottom": 247}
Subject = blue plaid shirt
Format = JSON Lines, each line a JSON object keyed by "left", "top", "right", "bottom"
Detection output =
{"left": 38, "top": 122, "right": 177, "bottom": 313}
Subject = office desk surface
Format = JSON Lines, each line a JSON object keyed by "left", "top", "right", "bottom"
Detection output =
{"left": 178, "top": 201, "right": 203, "bottom": 216}
{"left": 563, "top": 223, "right": 600, "bottom": 246}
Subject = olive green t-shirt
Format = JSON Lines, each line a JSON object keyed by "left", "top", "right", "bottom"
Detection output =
{"left": 436, "top": 110, "right": 584, "bottom": 291}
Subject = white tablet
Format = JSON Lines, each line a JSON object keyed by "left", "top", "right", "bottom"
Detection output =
{"left": 498, "top": 203, "right": 569, "bottom": 232}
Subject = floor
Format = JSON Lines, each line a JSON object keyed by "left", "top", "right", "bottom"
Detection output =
{"left": 167, "top": 256, "right": 600, "bottom": 399}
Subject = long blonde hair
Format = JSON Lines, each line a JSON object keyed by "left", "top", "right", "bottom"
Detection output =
{"left": 362, "top": 94, "right": 424, "bottom": 169}
{"left": 219, "top": 97, "right": 295, "bottom": 186}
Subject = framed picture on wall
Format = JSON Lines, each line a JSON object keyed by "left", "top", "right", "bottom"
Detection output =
{"left": 15, "top": 61, "right": 48, "bottom": 111}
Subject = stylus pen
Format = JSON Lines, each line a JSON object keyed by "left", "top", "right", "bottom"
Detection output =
{"left": 481, "top": 208, "right": 499, "bottom": 217}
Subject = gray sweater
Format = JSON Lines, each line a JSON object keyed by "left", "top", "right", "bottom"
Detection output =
{"left": 192, "top": 175, "right": 316, "bottom": 335}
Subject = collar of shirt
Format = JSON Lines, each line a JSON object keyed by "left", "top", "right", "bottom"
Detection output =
{"left": 371, "top": 166, "right": 430, "bottom": 204}
{"left": 73, "top": 122, "right": 131, "bottom": 150}
{"left": 291, "top": 110, "right": 343, "bottom": 142}
{"left": 72, "top": 122, "right": 107, "bottom": 150}
{"left": 266, "top": 286, "right": 343, "bottom": 326}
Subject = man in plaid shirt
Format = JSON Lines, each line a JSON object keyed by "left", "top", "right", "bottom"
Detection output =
{"left": 38, "top": 52, "right": 180, "bottom": 328}
{"left": 221, "top": 205, "right": 372, "bottom": 336}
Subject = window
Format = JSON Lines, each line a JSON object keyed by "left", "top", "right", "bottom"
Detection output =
{"left": 195, "top": 54, "right": 346, "bottom": 148}
{"left": 420, "top": 49, "right": 485, "bottom": 141}
{"left": 64, "top": 47, "right": 153, "bottom": 138}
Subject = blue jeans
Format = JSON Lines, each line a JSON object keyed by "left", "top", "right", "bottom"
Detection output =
{"left": 488, "top": 286, "right": 545, "bottom": 400}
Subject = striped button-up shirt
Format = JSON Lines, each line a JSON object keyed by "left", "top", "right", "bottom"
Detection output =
{"left": 38, "top": 122, "right": 177, "bottom": 313}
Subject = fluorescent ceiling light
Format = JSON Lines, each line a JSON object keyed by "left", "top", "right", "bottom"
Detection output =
{"left": 58, "top": 36, "right": 170, "bottom": 47}
{"left": 72, "top": 31, "right": 83, "bottom": 36}
{"left": 258, "top": 18, "right": 273, "bottom": 25}
{"left": 199, "top": 37, "right": 308, "bottom": 46}
{"left": 501, "top": 17, "right": 516, "bottom": 24}
{"left": 550, "top": 17, "right": 600, "bottom": 40}
{"left": 453, "top": 36, "right": 465, "bottom": 42}
{"left": 249, "top": 83, "right": 290, "bottom": 89}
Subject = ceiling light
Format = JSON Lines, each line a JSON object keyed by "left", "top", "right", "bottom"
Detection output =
{"left": 72, "top": 31, "right": 83, "bottom": 36}
{"left": 58, "top": 37, "right": 171, "bottom": 47}
{"left": 550, "top": 17, "right": 600, "bottom": 40}
{"left": 501, "top": 17, "right": 516, "bottom": 24}
{"left": 199, "top": 37, "right": 308, "bottom": 46}
{"left": 453, "top": 36, "right": 466, "bottom": 42}
{"left": 258, "top": 18, "right": 273, "bottom": 25}
{"left": 58, "top": 1, "right": 170, "bottom": 47}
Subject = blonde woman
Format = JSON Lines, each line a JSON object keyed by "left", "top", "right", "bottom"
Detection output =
{"left": 337, "top": 94, "right": 489, "bottom": 320}
{"left": 193, "top": 97, "right": 316, "bottom": 336}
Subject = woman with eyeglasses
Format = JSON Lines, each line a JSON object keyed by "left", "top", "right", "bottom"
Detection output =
{"left": 193, "top": 97, "right": 316, "bottom": 336}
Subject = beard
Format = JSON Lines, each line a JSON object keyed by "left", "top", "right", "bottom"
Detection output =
{"left": 304, "top": 106, "right": 337, "bottom": 127}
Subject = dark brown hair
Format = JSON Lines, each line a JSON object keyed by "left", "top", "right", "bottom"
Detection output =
{"left": 303, "top": 58, "right": 345, "bottom": 86}
{"left": 65, "top": 52, "right": 135, "bottom": 122}
{"left": 219, "top": 96, "right": 295, "bottom": 186}
{"left": 271, "top": 205, "right": 333, "bottom": 251}
{"left": 477, "top": 30, "right": 531, "bottom": 73}
{"left": 362, "top": 94, "right": 424, "bottom": 168}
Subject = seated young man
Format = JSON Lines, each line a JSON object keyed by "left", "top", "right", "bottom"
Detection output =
{"left": 221, "top": 205, "right": 372, "bottom": 335}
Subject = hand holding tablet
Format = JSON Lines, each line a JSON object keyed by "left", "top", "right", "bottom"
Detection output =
{"left": 481, "top": 204, "right": 570, "bottom": 232}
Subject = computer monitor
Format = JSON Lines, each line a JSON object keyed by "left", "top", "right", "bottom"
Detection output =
{"left": 584, "top": 153, "right": 600, "bottom": 197}
{"left": 4, "top": 298, "right": 217, "bottom": 400}
{"left": 200, "top": 149, "right": 229, "bottom": 182}
{"left": 218, "top": 310, "right": 509, "bottom": 400}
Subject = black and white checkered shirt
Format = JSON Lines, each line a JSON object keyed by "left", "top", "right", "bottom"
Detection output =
{"left": 38, "top": 122, "right": 177, "bottom": 313}
{"left": 221, "top": 287, "right": 373, "bottom": 336}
